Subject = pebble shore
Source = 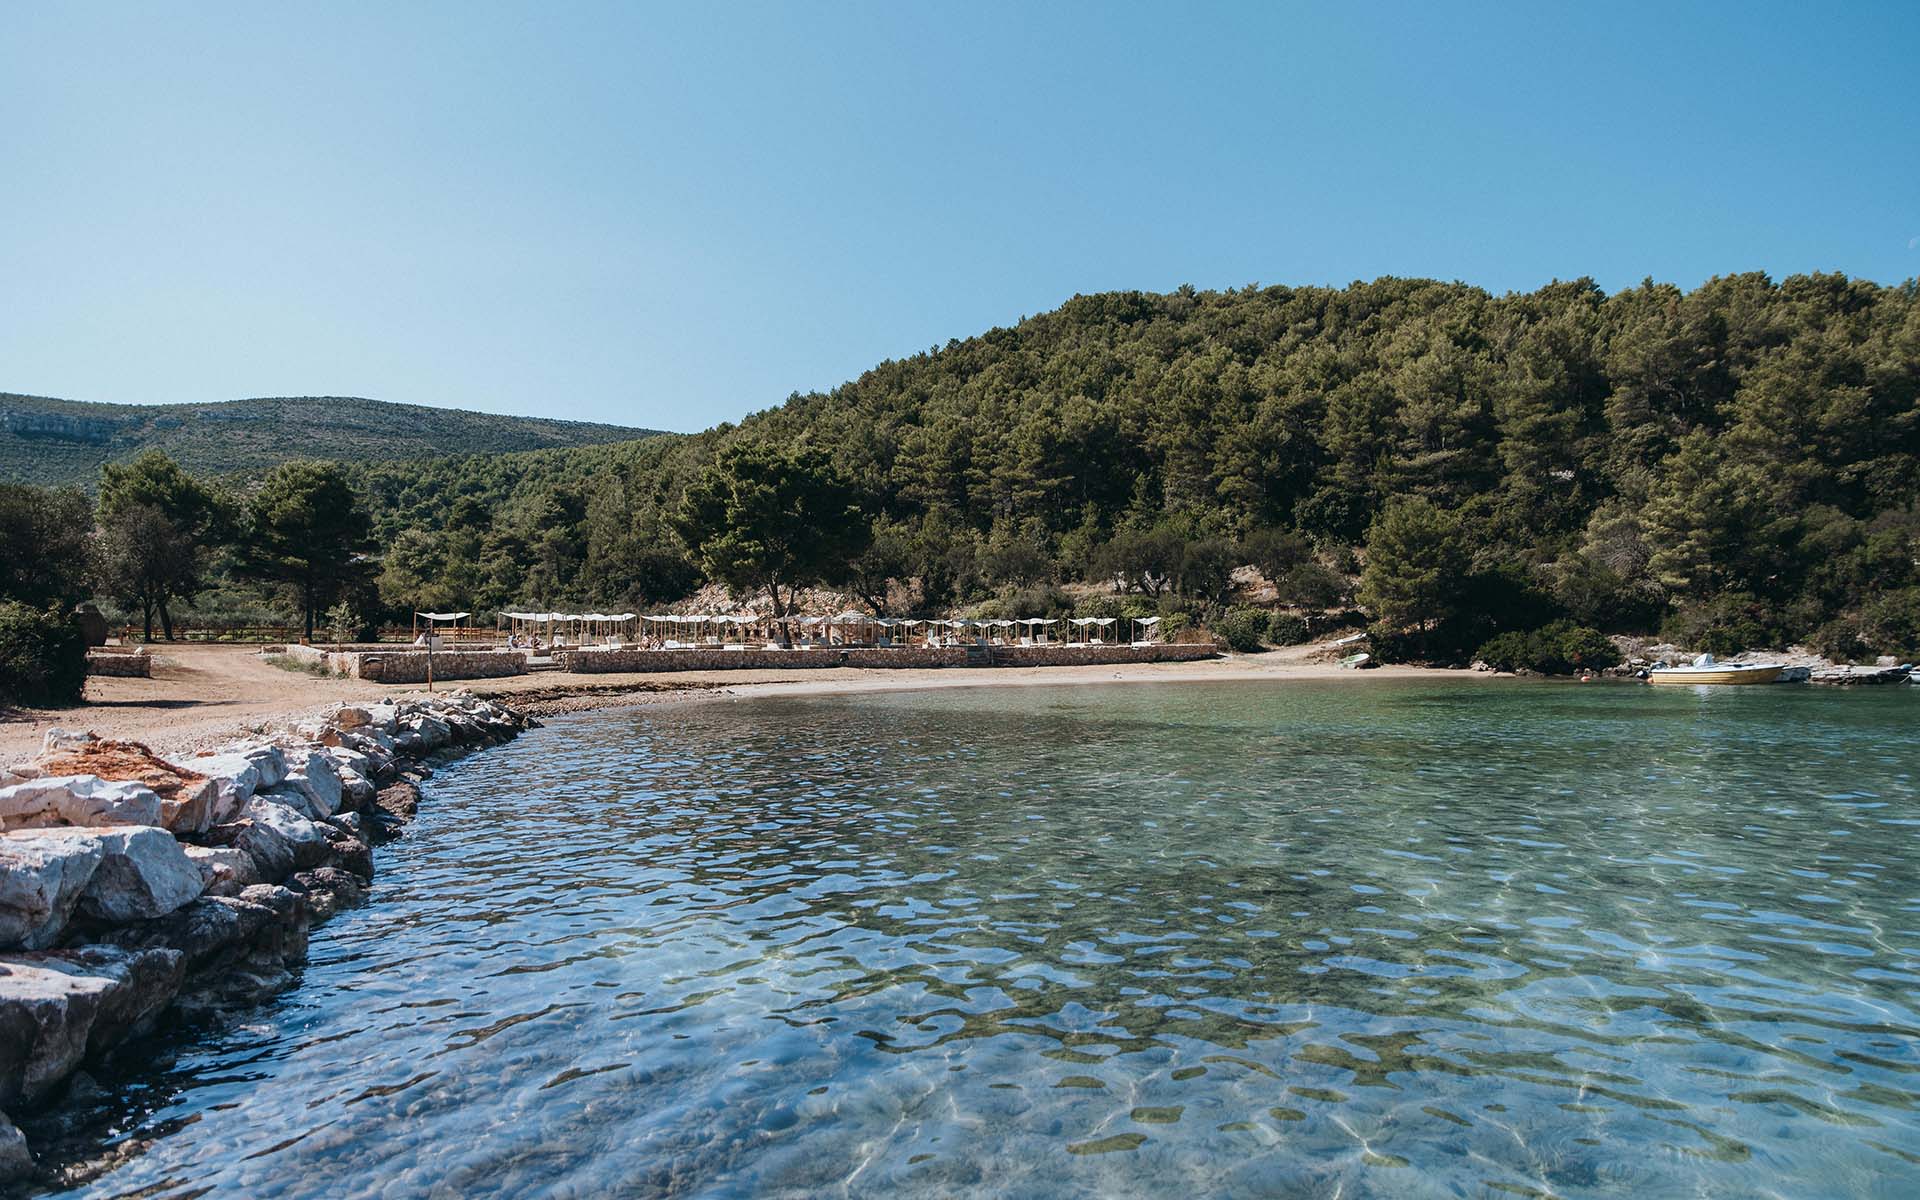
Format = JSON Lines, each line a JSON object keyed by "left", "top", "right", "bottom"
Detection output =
{"left": 0, "top": 692, "right": 536, "bottom": 1186}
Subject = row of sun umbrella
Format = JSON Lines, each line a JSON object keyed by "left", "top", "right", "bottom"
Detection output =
{"left": 499, "top": 611, "right": 1157, "bottom": 629}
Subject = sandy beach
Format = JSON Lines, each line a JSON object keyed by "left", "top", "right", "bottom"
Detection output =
{"left": 0, "top": 642, "right": 1474, "bottom": 760}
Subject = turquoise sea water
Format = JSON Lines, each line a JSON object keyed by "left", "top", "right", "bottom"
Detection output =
{"left": 35, "top": 680, "right": 1920, "bottom": 1198}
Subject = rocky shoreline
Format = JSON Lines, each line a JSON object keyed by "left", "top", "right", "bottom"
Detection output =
{"left": 0, "top": 692, "right": 535, "bottom": 1187}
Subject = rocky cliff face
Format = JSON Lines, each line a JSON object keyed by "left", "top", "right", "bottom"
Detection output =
{"left": 0, "top": 410, "right": 117, "bottom": 445}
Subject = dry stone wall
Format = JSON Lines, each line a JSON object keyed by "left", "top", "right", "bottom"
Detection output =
{"left": 560, "top": 647, "right": 971, "bottom": 672}
{"left": 560, "top": 644, "right": 1218, "bottom": 673}
{"left": 273, "top": 644, "right": 527, "bottom": 683}
{"left": 83, "top": 651, "right": 151, "bottom": 678}
{"left": 993, "top": 644, "right": 1218, "bottom": 667}
{"left": 350, "top": 650, "right": 527, "bottom": 684}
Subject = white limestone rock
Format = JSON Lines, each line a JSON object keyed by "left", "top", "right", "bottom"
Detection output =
{"left": 0, "top": 776, "right": 164, "bottom": 832}
{"left": 277, "top": 752, "right": 342, "bottom": 819}
{"left": 0, "top": 830, "right": 106, "bottom": 950}
{"left": 183, "top": 753, "right": 264, "bottom": 824}
{"left": 76, "top": 827, "right": 204, "bottom": 924}
{"left": 240, "top": 799, "right": 333, "bottom": 872}
{"left": 39, "top": 729, "right": 94, "bottom": 756}
{"left": 0, "top": 945, "right": 186, "bottom": 1108}
{"left": 158, "top": 778, "right": 221, "bottom": 836}
{"left": 181, "top": 845, "right": 262, "bottom": 898}
{"left": 233, "top": 744, "right": 287, "bottom": 790}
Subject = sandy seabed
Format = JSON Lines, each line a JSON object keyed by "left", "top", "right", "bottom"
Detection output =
{"left": 0, "top": 641, "right": 1477, "bottom": 760}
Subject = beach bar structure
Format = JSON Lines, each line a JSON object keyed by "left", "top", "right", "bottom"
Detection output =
{"left": 499, "top": 611, "right": 638, "bottom": 648}
{"left": 412, "top": 611, "right": 471, "bottom": 644}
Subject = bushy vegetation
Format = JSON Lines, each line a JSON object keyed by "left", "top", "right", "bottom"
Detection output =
{"left": 0, "top": 392, "right": 662, "bottom": 487}
{"left": 0, "top": 602, "right": 87, "bottom": 706}
{"left": 5, "top": 275, "right": 1917, "bottom": 664}
{"left": 1214, "top": 607, "right": 1271, "bottom": 653}
{"left": 1474, "top": 622, "right": 1621, "bottom": 675}
{"left": 1266, "top": 613, "right": 1310, "bottom": 645}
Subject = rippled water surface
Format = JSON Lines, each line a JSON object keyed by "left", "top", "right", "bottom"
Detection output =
{"left": 43, "top": 680, "right": 1920, "bottom": 1198}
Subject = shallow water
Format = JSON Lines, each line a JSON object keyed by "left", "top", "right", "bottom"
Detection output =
{"left": 35, "top": 679, "right": 1920, "bottom": 1198}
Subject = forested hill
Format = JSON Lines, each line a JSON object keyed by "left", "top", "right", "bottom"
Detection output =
{"left": 0, "top": 393, "right": 664, "bottom": 486}
{"left": 353, "top": 273, "right": 1919, "bottom": 659}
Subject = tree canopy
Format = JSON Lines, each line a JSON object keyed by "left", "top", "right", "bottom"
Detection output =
{"left": 239, "top": 460, "right": 375, "bottom": 639}
{"left": 674, "top": 442, "right": 872, "bottom": 636}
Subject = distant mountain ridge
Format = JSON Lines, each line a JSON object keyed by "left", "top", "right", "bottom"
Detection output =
{"left": 0, "top": 393, "right": 666, "bottom": 486}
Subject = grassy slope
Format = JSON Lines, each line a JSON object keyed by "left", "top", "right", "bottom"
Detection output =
{"left": 0, "top": 392, "right": 666, "bottom": 486}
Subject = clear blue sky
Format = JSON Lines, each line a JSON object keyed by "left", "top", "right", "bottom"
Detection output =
{"left": 3, "top": 2, "right": 1915, "bottom": 432}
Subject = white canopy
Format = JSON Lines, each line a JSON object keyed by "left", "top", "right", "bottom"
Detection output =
{"left": 1017, "top": 617, "right": 1058, "bottom": 626}
{"left": 1069, "top": 617, "right": 1117, "bottom": 626}
{"left": 1135, "top": 616, "right": 1162, "bottom": 626}
{"left": 416, "top": 611, "right": 470, "bottom": 622}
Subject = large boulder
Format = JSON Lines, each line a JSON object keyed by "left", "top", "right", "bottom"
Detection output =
{"left": 272, "top": 752, "right": 342, "bottom": 820}
{"left": 238, "top": 800, "right": 333, "bottom": 872}
{"left": 0, "top": 946, "right": 184, "bottom": 1108}
{"left": 288, "top": 868, "right": 368, "bottom": 924}
{"left": 75, "top": 827, "right": 203, "bottom": 924}
{"left": 0, "top": 1111, "right": 29, "bottom": 1183}
{"left": 333, "top": 706, "right": 372, "bottom": 730}
{"left": 0, "top": 830, "right": 106, "bottom": 951}
{"left": 32, "top": 741, "right": 216, "bottom": 834}
{"left": 205, "top": 817, "right": 293, "bottom": 885}
{"left": 184, "top": 752, "right": 267, "bottom": 823}
{"left": 0, "top": 776, "right": 164, "bottom": 832}
{"left": 374, "top": 781, "right": 421, "bottom": 822}
{"left": 181, "top": 845, "right": 262, "bottom": 898}
{"left": 406, "top": 716, "right": 452, "bottom": 750}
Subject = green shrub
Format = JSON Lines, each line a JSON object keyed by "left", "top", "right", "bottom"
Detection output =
{"left": 1267, "top": 612, "right": 1310, "bottom": 645}
{"left": 1002, "top": 584, "right": 1074, "bottom": 619}
{"left": 1660, "top": 593, "right": 1785, "bottom": 657}
{"left": 1473, "top": 621, "right": 1621, "bottom": 675}
{"left": 1073, "top": 596, "right": 1128, "bottom": 620}
{"left": 1215, "top": 607, "right": 1270, "bottom": 653}
{"left": 1275, "top": 562, "right": 1348, "bottom": 609}
{"left": 1808, "top": 620, "right": 1867, "bottom": 664}
{"left": 1858, "top": 587, "right": 1920, "bottom": 658}
{"left": 1158, "top": 612, "right": 1192, "bottom": 639}
{"left": 0, "top": 602, "right": 87, "bottom": 706}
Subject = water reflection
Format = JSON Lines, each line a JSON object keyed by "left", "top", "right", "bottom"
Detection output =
{"left": 29, "top": 681, "right": 1920, "bottom": 1198}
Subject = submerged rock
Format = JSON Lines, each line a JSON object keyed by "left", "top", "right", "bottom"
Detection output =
{"left": 287, "top": 868, "right": 368, "bottom": 924}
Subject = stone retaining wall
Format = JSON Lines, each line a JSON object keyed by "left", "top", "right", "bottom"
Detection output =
{"left": 349, "top": 650, "right": 528, "bottom": 684}
{"left": 84, "top": 650, "right": 151, "bottom": 678}
{"left": 559, "top": 643, "right": 1217, "bottom": 673}
{"left": 992, "top": 643, "right": 1219, "bottom": 667}
{"left": 272, "top": 644, "right": 528, "bottom": 683}
{"left": 560, "top": 647, "right": 972, "bottom": 672}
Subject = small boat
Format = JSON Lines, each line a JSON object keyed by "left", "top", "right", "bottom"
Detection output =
{"left": 1646, "top": 653, "right": 1784, "bottom": 686}
{"left": 1339, "top": 652, "right": 1372, "bottom": 669}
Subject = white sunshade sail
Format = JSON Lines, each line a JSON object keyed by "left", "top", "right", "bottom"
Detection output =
{"left": 1136, "top": 616, "right": 1162, "bottom": 626}
{"left": 416, "top": 612, "right": 470, "bottom": 622}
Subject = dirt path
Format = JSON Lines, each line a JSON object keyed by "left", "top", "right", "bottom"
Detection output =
{"left": 1, "top": 642, "right": 1475, "bottom": 761}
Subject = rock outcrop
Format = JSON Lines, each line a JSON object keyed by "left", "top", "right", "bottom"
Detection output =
{"left": 0, "top": 692, "right": 534, "bottom": 1185}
